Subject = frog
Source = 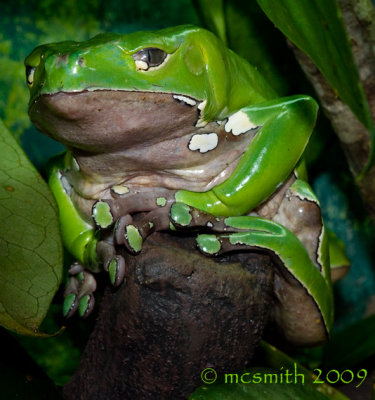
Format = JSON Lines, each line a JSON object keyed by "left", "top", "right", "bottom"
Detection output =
{"left": 25, "top": 25, "right": 343, "bottom": 344}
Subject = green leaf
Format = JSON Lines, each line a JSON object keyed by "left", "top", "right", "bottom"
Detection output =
{"left": 223, "top": 1, "right": 291, "bottom": 95}
{"left": 194, "top": 0, "right": 292, "bottom": 95}
{"left": 194, "top": 0, "right": 227, "bottom": 44}
{"left": 256, "top": 0, "right": 375, "bottom": 174}
{"left": 0, "top": 119, "right": 63, "bottom": 336}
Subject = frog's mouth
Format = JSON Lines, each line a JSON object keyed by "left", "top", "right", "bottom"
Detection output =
{"left": 29, "top": 90, "right": 203, "bottom": 152}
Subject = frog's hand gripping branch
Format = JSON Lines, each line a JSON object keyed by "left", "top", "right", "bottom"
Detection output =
{"left": 48, "top": 156, "right": 99, "bottom": 268}
{"left": 49, "top": 156, "right": 127, "bottom": 317}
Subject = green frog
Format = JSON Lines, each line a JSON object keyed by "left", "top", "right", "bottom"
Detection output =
{"left": 25, "top": 25, "right": 348, "bottom": 345}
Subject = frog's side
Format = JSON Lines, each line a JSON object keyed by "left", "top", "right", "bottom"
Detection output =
{"left": 26, "top": 25, "right": 336, "bottom": 344}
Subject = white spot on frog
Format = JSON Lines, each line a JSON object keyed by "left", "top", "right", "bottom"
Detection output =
{"left": 72, "top": 156, "right": 80, "bottom": 172}
{"left": 173, "top": 95, "right": 197, "bottom": 106}
{"left": 59, "top": 171, "right": 72, "bottom": 196}
{"left": 225, "top": 110, "right": 257, "bottom": 136}
{"left": 206, "top": 221, "right": 213, "bottom": 228}
{"left": 111, "top": 185, "right": 130, "bottom": 195}
{"left": 188, "top": 133, "right": 218, "bottom": 153}
{"left": 196, "top": 100, "right": 208, "bottom": 128}
{"left": 156, "top": 197, "right": 167, "bottom": 207}
{"left": 198, "top": 100, "right": 206, "bottom": 111}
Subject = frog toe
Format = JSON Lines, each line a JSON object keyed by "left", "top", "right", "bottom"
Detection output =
{"left": 116, "top": 218, "right": 147, "bottom": 254}
{"left": 170, "top": 202, "right": 222, "bottom": 230}
{"left": 68, "top": 261, "right": 85, "bottom": 275}
{"left": 63, "top": 293, "right": 79, "bottom": 318}
{"left": 78, "top": 294, "right": 95, "bottom": 318}
{"left": 96, "top": 240, "right": 117, "bottom": 271}
{"left": 77, "top": 270, "right": 97, "bottom": 295}
{"left": 108, "top": 255, "right": 127, "bottom": 286}
{"left": 117, "top": 207, "right": 172, "bottom": 253}
{"left": 92, "top": 200, "right": 115, "bottom": 229}
{"left": 63, "top": 274, "right": 80, "bottom": 318}
{"left": 114, "top": 214, "right": 134, "bottom": 246}
{"left": 63, "top": 266, "right": 98, "bottom": 318}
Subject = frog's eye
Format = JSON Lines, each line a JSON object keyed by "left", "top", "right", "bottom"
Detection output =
{"left": 26, "top": 65, "right": 36, "bottom": 87}
{"left": 132, "top": 48, "right": 167, "bottom": 71}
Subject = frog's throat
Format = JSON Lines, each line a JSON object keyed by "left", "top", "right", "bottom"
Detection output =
{"left": 28, "top": 90, "right": 206, "bottom": 152}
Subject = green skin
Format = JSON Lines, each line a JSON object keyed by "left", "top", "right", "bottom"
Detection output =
{"left": 25, "top": 25, "right": 339, "bottom": 343}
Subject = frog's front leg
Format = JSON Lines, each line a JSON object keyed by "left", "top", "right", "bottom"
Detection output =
{"left": 175, "top": 95, "right": 318, "bottom": 216}
{"left": 49, "top": 158, "right": 131, "bottom": 317}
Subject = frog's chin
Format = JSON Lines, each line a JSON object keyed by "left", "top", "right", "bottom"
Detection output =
{"left": 29, "top": 90, "right": 203, "bottom": 152}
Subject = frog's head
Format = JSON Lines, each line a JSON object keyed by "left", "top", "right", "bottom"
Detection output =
{"left": 25, "top": 25, "right": 255, "bottom": 151}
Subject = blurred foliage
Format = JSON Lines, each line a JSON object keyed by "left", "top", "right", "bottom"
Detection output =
{"left": 0, "top": 120, "right": 63, "bottom": 336}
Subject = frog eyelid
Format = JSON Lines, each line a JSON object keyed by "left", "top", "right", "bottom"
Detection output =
{"left": 132, "top": 47, "right": 168, "bottom": 71}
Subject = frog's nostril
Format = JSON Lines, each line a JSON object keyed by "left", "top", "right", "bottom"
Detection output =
{"left": 78, "top": 56, "right": 86, "bottom": 67}
{"left": 26, "top": 65, "right": 36, "bottom": 87}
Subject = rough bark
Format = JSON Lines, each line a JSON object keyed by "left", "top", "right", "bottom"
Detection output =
{"left": 290, "top": 0, "right": 375, "bottom": 218}
{"left": 63, "top": 232, "right": 273, "bottom": 400}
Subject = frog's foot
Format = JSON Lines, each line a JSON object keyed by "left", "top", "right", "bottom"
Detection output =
{"left": 91, "top": 188, "right": 175, "bottom": 230}
{"left": 194, "top": 216, "right": 333, "bottom": 340}
{"left": 96, "top": 240, "right": 128, "bottom": 287}
{"left": 63, "top": 262, "right": 97, "bottom": 318}
{"left": 114, "top": 202, "right": 226, "bottom": 253}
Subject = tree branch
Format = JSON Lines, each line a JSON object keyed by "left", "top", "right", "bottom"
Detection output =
{"left": 63, "top": 232, "right": 273, "bottom": 400}
{"left": 290, "top": 0, "right": 375, "bottom": 217}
